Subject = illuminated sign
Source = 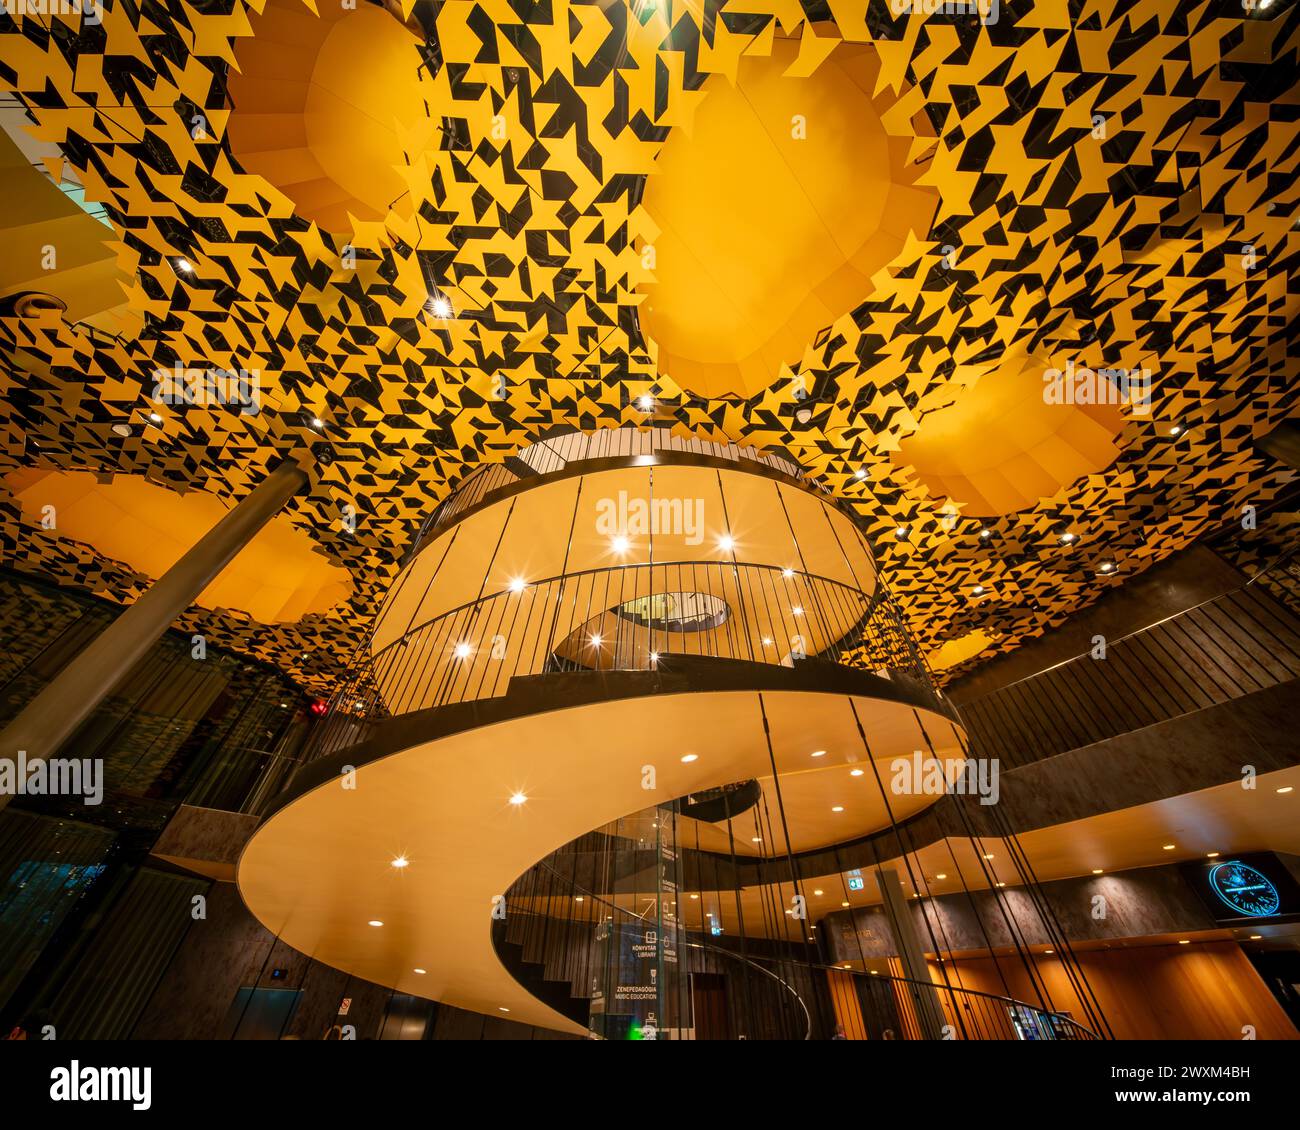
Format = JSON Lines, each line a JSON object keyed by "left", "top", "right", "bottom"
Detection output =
{"left": 1181, "top": 852, "right": 1300, "bottom": 925}
{"left": 1208, "top": 861, "right": 1280, "bottom": 918}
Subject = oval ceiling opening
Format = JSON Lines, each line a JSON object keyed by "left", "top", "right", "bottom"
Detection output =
{"left": 640, "top": 36, "right": 939, "bottom": 400}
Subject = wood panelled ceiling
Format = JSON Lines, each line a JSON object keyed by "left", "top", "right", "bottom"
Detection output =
{"left": 0, "top": 0, "right": 1297, "bottom": 693}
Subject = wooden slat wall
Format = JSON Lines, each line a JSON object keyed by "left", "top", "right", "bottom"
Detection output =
{"left": 959, "top": 586, "right": 1300, "bottom": 767}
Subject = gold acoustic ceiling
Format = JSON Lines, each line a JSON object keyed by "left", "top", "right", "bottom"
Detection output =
{"left": 0, "top": 1, "right": 1298, "bottom": 694}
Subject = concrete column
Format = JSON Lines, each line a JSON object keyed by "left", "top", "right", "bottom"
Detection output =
{"left": 874, "top": 866, "right": 947, "bottom": 1039}
{"left": 0, "top": 459, "right": 309, "bottom": 811}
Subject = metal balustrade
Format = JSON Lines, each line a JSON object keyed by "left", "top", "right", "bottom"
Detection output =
{"left": 302, "top": 560, "right": 936, "bottom": 762}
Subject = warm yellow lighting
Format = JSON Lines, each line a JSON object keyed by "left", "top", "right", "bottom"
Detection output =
{"left": 368, "top": 920, "right": 383, "bottom": 927}
{"left": 509, "top": 792, "right": 527, "bottom": 806}
{"left": 680, "top": 754, "right": 698, "bottom": 763}
{"left": 391, "top": 856, "right": 409, "bottom": 869}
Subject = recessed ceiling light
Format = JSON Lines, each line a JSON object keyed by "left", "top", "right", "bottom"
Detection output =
{"left": 849, "top": 768, "right": 864, "bottom": 777}
{"left": 1169, "top": 424, "right": 1182, "bottom": 436}
{"left": 895, "top": 526, "right": 909, "bottom": 539}
{"left": 637, "top": 395, "right": 654, "bottom": 411}
{"left": 972, "top": 584, "right": 985, "bottom": 595}
{"left": 1278, "top": 786, "right": 1294, "bottom": 794}
{"left": 995, "top": 882, "right": 1006, "bottom": 887}
{"left": 589, "top": 634, "right": 602, "bottom": 647}
{"left": 979, "top": 528, "right": 991, "bottom": 539}
{"left": 792, "top": 605, "right": 803, "bottom": 616}
{"left": 761, "top": 637, "right": 773, "bottom": 646}
{"left": 811, "top": 750, "right": 826, "bottom": 758}
{"left": 690, "top": 893, "right": 699, "bottom": 900}
{"left": 1059, "top": 532, "right": 1077, "bottom": 544}
{"left": 574, "top": 896, "right": 584, "bottom": 902}
{"left": 310, "top": 417, "right": 323, "bottom": 428}
{"left": 1092, "top": 868, "right": 1104, "bottom": 874}
{"left": 611, "top": 535, "right": 629, "bottom": 553}
{"left": 509, "top": 792, "right": 527, "bottom": 806}
{"left": 1162, "top": 843, "right": 1176, "bottom": 850}
{"left": 454, "top": 642, "right": 472, "bottom": 659}
{"left": 413, "top": 968, "right": 426, "bottom": 975}
{"left": 1249, "top": 934, "right": 1262, "bottom": 940}
{"left": 831, "top": 805, "right": 844, "bottom": 813}
{"left": 718, "top": 534, "right": 735, "bottom": 551}
{"left": 782, "top": 568, "right": 794, "bottom": 579}
{"left": 1044, "top": 948, "right": 1054, "bottom": 954}
{"left": 1206, "top": 852, "right": 1220, "bottom": 859}
{"left": 498, "top": 1006, "right": 510, "bottom": 1013}
{"left": 841, "top": 901, "right": 850, "bottom": 907}
{"left": 1178, "top": 939, "right": 1190, "bottom": 945}
{"left": 649, "top": 651, "right": 659, "bottom": 662}
{"left": 936, "top": 873, "right": 947, "bottom": 880}
{"left": 680, "top": 753, "right": 698, "bottom": 763}
{"left": 429, "top": 295, "right": 453, "bottom": 319}
{"left": 854, "top": 468, "right": 867, "bottom": 480}
{"left": 508, "top": 577, "right": 526, "bottom": 592}
{"left": 175, "top": 257, "right": 193, "bottom": 273}
{"left": 368, "top": 920, "right": 383, "bottom": 927}
{"left": 813, "top": 889, "right": 823, "bottom": 896}
{"left": 391, "top": 856, "right": 409, "bottom": 869}
{"left": 1099, "top": 562, "right": 1115, "bottom": 573}
{"left": 751, "top": 836, "right": 762, "bottom": 843}
{"left": 148, "top": 412, "right": 162, "bottom": 423}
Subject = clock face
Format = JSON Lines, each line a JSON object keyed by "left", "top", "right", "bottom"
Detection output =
{"left": 1208, "top": 861, "right": 1280, "bottom": 918}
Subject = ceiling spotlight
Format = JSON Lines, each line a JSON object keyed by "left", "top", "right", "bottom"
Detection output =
{"left": 611, "top": 535, "right": 629, "bottom": 553}
{"left": 718, "top": 534, "right": 735, "bottom": 552}
{"left": 1162, "top": 843, "right": 1176, "bottom": 851}
{"left": 841, "top": 901, "right": 850, "bottom": 907}
{"left": 811, "top": 750, "right": 826, "bottom": 758}
{"left": 690, "top": 893, "right": 699, "bottom": 900}
{"left": 428, "top": 294, "right": 453, "bottom": 319}
{"left": 1249, "top": 934, "right": 1262, "bottom": 940}
{"left": 368, "top": 920, "right": 384, "bottom": 927}
{"left": 782, "top": 568, "right": 794, "bottom": 579}
{"left": 1044, "top": 949, "right": 1054, "bottom": 955}
{"left": 1178, "top": 939, "right": 1190, "bottom": 945}
{"left": 1099, "top": 562, "right": 1115, "bottom": 574}
{"left": 1092, "top": 868, "right": 1104, "bottom": 875}
{"left": 310, "top": 417, "right": 323, "bottom": 429}
{"left": 895, "top": 526, "right": 909, "bottom": 539}
{"left": 995, "top": 882, "right": 1006, "bottom": 888}
{"left": 1059, "top": 531, "right": 1077, "bottom": 544}
{"left": 509, "top": 792, "right": 527, "bottom": 806}
{"left": 983, "top": 853, "right": 994, "bottom": 860}
{"left": 637, "top": 395, "right": 654, "bottom": 411}
{"left": 574, "top": 896, "right": 584, "bottom": 903}
{"left": 792, "top": 605, "right": 803, "bottom": 616}
{"left": 831, "top": 805, "right": 844, "bottom": 813}
{"left": 972, "top": 584, "right": 985, "bottom": 595}
{"left": 1169, "top": 424, "right": 1182, "bottom": 436}
{"left": 649, "top": 651, "right": 659, "bottom": 663}
{"left": 508, "top": 577, "right": 526, "bottom": 593}
{"left": 454, "top": 642, "right": 472, "bottom": 659}
{"left": 680, "top": 754, "right": 698, "bottom": 763}
{"left": 413, "top": 968, "right": 426, "bottom": 975}
{"left": 854, "top": 468, "right": 867, "bottom": 480}
{"left": 1206, "top": 852, "right": 1220, "bottom": 858}
{"left": 813, "top": 889, "right": 823, "bottom": 896}
{"left": 979, "top": 528, "right": 991, "bottom": 540}
{"left": 762, "top": 637, "right": 773, "bottom": 646}
{"left": 148, "top": 412, "right": 162, "bottom": 423}
{"left": 175, "top": 257, "right": 193, "bottom": 273}
{"left": 751, "top": 836, "right": 762, "bottom": 843}
{"left": 498, "top": 1006, "right": 510, "bottom": 1013}
{"left": 589, "top": 634, "right": 602, "bottom": 647}
{"left": 849, "top": 768, "right": 864, "bottom": 777}
{"left": 391, "top": 856, "right": 409, "bottom": 869}
{"left": 1278, "top": 786, "right": 1294, "bottom": 794}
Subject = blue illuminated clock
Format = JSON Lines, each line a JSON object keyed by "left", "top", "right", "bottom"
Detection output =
{"left": 1208, "top": 861, "right": 1280, "bottom": 918}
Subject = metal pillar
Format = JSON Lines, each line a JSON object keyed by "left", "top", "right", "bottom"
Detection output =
{"left": 0, "top": 459, "right": 310, "bottom": 811}
{"left": 875, "top": 866, "right": 948, "bottom": 1039}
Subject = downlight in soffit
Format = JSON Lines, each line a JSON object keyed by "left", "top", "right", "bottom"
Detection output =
{"left": 639, "top": 35, "right": 939, "bottom": 401}
{"left": 225, "top": 0, "right": 425, "bottom": 234}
